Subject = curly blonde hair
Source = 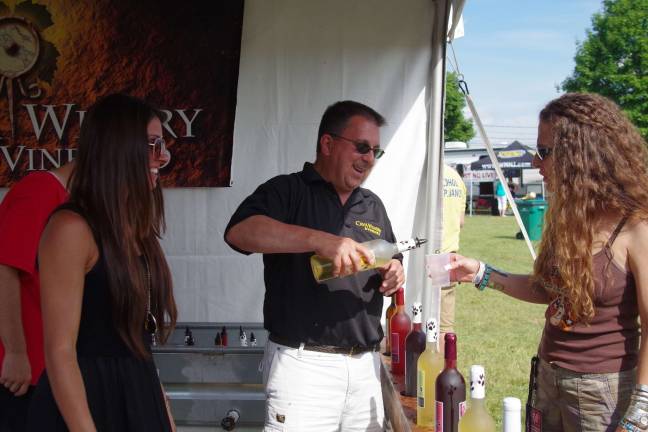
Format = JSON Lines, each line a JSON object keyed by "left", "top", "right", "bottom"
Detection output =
{"left": 533, "top": 93, "right": 648, "bottom": 322}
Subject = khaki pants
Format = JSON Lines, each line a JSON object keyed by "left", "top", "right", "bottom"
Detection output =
{"left": 440, "top": 283, "right": 456, "bottom": 334}
{"left": 532, "top": 358, "right": 635, "bottom": 431}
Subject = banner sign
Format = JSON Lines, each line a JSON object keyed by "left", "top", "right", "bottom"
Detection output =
{"left": 478, "top": 149, "right": 533, "bottom": 170}
{"left": 0, "top": 0, "right": 244, "bottom": 187}
{"left": 478, "top": 161, "right": 532, "bottom": 170}
{"left": 463, "top": 170, "right": 497, "bottom": 182}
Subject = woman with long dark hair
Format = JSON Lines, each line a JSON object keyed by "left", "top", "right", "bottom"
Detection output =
{"left": 450, "top": 93, "right": 648, "bottom": 431}
{"left": 27, "top": 94, "right": 177, "bottom": 431}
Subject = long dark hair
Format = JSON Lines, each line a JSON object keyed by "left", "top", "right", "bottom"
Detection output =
{"left": 69, "top": 93, "right": 177, "bottom": 358}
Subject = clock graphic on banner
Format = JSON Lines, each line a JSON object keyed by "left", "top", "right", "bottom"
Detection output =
{"left": 0, "top": 16, "right": 40, "bottom": 140}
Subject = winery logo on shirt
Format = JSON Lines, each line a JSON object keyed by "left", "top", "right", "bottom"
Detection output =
{"left": 355, "top": 220, "right": 382, "bottom": 236}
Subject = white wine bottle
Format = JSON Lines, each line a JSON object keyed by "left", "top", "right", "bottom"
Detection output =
{"left": 459, "top": 365, "right": 495, "bottom": 432}
{"left": 311, "top": 237, "right": 426, "bottom": 282}
{"left": 416, "top": 318, "right": 444, "bottom": 427}
{"left": 502, "top": 397, "right": 522, "bottom": 432}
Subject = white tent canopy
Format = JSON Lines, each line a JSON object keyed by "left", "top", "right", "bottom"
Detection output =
{"left": 0, "top": 0, "right": 465, "bottom": 324}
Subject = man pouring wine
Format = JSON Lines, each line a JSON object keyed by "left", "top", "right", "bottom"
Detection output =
{"left": 225, "top": 100, "right": 405, "bottom": 431}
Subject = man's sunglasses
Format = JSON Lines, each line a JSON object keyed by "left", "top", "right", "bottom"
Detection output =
{"left": 328, "top": 133, "right": 385, "bottom": 159}
{"left": 536, "top": 147, "right": 553, "bottom": 160}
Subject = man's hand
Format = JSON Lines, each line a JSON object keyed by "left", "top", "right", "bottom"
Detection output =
{"left": 0, "top": 352, "right": 31, "bottom": 396}
{"left": 314, "top": 235, "right": 374, "bottom": 278}
{"left": 0, "top": 263, "right": 31, "bottom": 396}
{"left": 377, "top": 259, "right": 404, "bottom": 296}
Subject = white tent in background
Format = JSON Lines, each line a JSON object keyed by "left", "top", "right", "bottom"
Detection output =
{"left": 141, "top": 0, "right": 465, "bottom": 325}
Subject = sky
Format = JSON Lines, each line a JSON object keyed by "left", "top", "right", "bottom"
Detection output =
{"left": 451, "top": 0, "right": 605, "bottom": 148}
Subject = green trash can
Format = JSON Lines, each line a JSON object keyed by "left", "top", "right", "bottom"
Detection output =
{"left": 515, "top": 199, "right": 547, "bottom": 241}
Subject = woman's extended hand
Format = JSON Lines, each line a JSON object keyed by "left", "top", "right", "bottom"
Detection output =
{"left": 448, "top": 254, "right": 481, "bottom": 283}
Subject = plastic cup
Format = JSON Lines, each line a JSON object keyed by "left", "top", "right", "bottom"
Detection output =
{"left": 425, "top": 253, "right": 451, "bottom": 286}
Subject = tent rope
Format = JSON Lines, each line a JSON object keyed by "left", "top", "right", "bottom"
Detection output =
{"left": 448, "top": 41, "right": 537, "bottom": 261}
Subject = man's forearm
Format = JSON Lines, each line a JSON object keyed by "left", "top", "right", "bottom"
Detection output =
{"left": 226, "top": 215, "right": 326, "bottom": 254}
{"left": 0, "top": 264, "right": 26, "bottom": 353}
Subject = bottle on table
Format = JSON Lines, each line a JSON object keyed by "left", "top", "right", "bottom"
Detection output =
{"left": 239, "top": 326, "right": 248, "bottom": 346}
{"left": 417, "top": 318, "right": 444, "bottom": 427}
{"left": 459, "top": 365, "right": 495, "bottom": 432}
{"left": 310, "top": 237, "right": 427, "bottom": 282}
{"left": 390, "top": 287, "right": 411, "bottom": 375}
{"left": 221, "top": 326, "right": 228, "bottom": 346}
{"left": 404, "top": 302, "right": 426, "bottom": 396}
{"left": 435, "top": 332, "right": 466, "bottom": 432}
{"left": 502, "top": 397, "right": 521, "bottom": 432}
{"left": 184, "top": 327, "right": 195, "bottom": 346}
{"left": 384, "top": 295, "right": 396, "bottom": 355}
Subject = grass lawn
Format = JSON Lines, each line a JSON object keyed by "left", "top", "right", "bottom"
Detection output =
{"left": 455, "top": 215, "right": 545, "bottom": 427}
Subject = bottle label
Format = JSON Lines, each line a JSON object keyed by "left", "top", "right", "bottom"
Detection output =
{"left": 417, "top": 370, "right": 425, "bottom": 407}
{"left": 459, "top": 400, "right": 466, "bottom": 418}
{"left": 435, "top": 401, "right": 443, "bottom": 431}
{"left": 398, "top": 238, "right": 418, "bottom": 252}
{"left": 391, "top": 333, "right": 399, "bottom": 363}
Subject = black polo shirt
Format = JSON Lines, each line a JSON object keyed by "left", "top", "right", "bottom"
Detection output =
{"left": 225, "top": 162, "right": 399, "bottom": 347}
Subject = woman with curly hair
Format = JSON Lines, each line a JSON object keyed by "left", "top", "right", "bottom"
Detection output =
{"left": 450, "top": 93, "right": 648, "bottom": 431}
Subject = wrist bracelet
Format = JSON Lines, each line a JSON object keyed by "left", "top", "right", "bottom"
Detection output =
{"left": 477, "top": 264, "right": 493, "bottom": 291}
{"left": 472, "top": 261, "right": 486, "bottom": 286}
{"left": 619, "top": 384, "right": 648, "bottom": 430}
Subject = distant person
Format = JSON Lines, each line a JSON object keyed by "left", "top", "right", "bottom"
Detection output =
{"left": 27, "top": 94, "right": 177, "bottom": 431}
{"left": 507, "top": 178, "right": 516, "bottom": 198}
{"left": 225, "top": 100, "right": 404, "bottom": 431}
{"left": 440, "top": 165, "right": 466, "bottom": 345}
{"left": 0, "top": 163, "right": 72, "bottom": 431}
{"left": 495, "top": 179, "right": 507, "bottom": 216}
{"left": 449, "top": 93, "right": 648, "bottom": 431}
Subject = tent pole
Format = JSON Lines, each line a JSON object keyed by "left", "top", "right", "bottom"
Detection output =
{"left": 421, "top": 0, "right": 451, "bottom": 341}
{"left": 469, "top": 176, "right": 473, "bottom": 216}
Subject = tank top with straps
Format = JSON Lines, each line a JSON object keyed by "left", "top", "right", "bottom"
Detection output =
{"left": 538, "top": 217, "right": 639, "bottom": 373}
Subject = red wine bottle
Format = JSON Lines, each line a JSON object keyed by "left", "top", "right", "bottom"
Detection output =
{"left": 404, "top": 302, "right": 426, "bottom": 396}
{"left": 221, "top": 326, "right": 228, "bottom": 346}
{"left": 435, "top": 333, "right": 466, "bottom": 432}
{"left": 390, "top": 287, "right": 411, "bottom": 375}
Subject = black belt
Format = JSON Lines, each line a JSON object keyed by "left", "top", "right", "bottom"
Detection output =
{"left": 269, "top": 334, "right": 380, "bottom": 355}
